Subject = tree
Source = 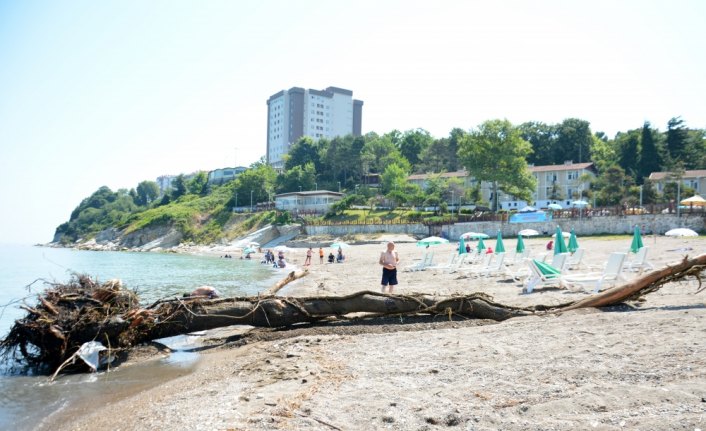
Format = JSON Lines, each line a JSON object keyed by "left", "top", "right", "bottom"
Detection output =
{"left": 187, "top": 172, "right": 209, "bottom": 196}
{"left": 593, "top": 165, "right": 633, "bottom": 206}
{"left": 171, "top": 175, "right": 187, "bottom": 200}
{"left": 555, "top": 118, "right": 593, "bottom": 164}
{"left": 284, "top": 137, "right": 322, "bottom": 172}
{"left": 519, "top": 121, "right": 556, "bottom": 166}
{"left": 458, "top": 119, "right": 536, "bottom": 211}
{"left": 276, "top": 163, "right": 316, "bottom": 193}
{"left": 380, "top": 163, "right": 410, "bottom": 195}
{"left": 361, "top": 135, "right": 410, "bottom": 175}
{"left": 418, "top": 128, "right": 466, "bottom": 172}
{"left": 638, "top": 122, "right": 664, "bottom": 182}
{"left": 398, "top": 129, "right": 433, "bottom": 171}
{"left": 232, "top": 162, "right": 277, "bottom": 208}
{"left": 615, "top": 129, "right": 641, "bottom": 181}
{"left": 665, "top": 117, "right": 688, "bottom": 166}
{"left": 134, "top": 181, "right": 159, "bottom": 206}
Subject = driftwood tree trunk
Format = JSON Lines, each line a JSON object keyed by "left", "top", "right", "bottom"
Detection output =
{"left": 2, "top": 254, "right": 705, "bottom": 373}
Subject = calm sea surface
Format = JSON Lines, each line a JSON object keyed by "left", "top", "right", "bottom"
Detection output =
{"left": 0, "top": 244, "right": 280, "bottom": 430}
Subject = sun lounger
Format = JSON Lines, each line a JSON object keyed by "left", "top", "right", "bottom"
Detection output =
{"left": 565, "top": 248, "right": 586, "bottom": 270}
{"left": 403, "top": 251, "right": 435, "bottom": 272}
{"left": 464, "top": 253, "right": 506, "bottom": 277}
{"left": 522, "top": 259, "right": 563, "bottom": 293}
{"left": 561, "top": 252, "right": 627, "bottom": 293}
{"left": 625, "top": 247, "right": 653, "bottom": 273}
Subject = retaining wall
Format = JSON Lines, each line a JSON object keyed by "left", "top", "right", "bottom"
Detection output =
{"left": 303, "top": 214, "right": 704, "bottom": 239}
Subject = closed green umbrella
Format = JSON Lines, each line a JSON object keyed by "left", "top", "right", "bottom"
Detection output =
{"left": 516, "top": 234, "right": 525, "bottom": 253}
{"left": 476, "top": 237, "right": 486, "bottom": 253}
{"left": 458, "top": 236, "right": 466, "bottom": 255}
{"left": 630, "top": 225, "right": 644, "bottom": 253}
{"left": 568, "top": 228, "right": 579, "bottom": 253}
{"left": 495, "top": 231, "right": 505, "bottom": 253}
{"left": 533, "top": 259, "right": 561, "bottom": 278}
{"left": 554, "top": 226, "right": 568, "bottom": 255}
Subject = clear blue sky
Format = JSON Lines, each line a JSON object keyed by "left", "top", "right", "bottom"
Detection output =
{"left": 1, "top": 0, "right": 705, "bottom": 244}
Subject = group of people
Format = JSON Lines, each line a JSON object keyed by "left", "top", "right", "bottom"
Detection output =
{"left": 303, "top": 247, "right": 345, "bottom": 266}
{"left": 261, "top": 249, "right": 287, "bottom": 268}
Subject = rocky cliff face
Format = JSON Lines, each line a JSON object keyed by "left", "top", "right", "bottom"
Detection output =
{"left": 119, "top": 224, "right": 183, "bottom": 250}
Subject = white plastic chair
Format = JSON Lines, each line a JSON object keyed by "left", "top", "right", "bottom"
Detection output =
{"left": 626, "top": 247, "right": 653, "bottom": 273}
{"left": 467, "top": 252, "right": 506, "bottom": 277}
{"left": 565, "top": 248, "right": 586, "bottom": 270}
{"left": 562, "top": 252, "right": 628, "bottom": 293}
{"left": 404, "top": 251, "right": 435, "bottom": 272}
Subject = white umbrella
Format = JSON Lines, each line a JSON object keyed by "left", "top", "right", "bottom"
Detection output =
{"left": 461, "top": 232, "right": 489, "bottom": 240}
{"left": 274, "top": 245, "right": 294, "bottom": 252}
{"left": 571, "top": 200, "right": 589, "bottom": 207}
{"left": 518, "top": 206, "right": 536, "bottom": 213}
{"left": 548, "top": 203, "right": 562, "bottom": 210}
{"left": 665, "top": 228, "right": 698, "bottom": 237}
{"left": 518, "top": 229, "right": 540, "bottom": 237}
{"left": 249, "top": 241, "right": 260, "bottom": 247}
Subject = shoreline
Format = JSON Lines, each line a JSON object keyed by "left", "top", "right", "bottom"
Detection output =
{"left": 46, "top": 235, "right": 706, "bottom": 430}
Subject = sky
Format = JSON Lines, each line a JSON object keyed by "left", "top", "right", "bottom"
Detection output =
{"left": 1, "top": 0, "right": 705, "bottom": 244}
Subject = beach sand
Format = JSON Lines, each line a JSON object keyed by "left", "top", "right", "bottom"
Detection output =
{"left": 54, "top": 235, "right": 706, "bottom": 430}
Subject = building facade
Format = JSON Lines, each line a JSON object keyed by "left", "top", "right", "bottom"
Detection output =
{"left": 648, "top": 169, "right": 706, "bottom": 194}
{"left": 530, "top": 162, "right": 596, "bottom": 208}
{"left": 207, "top": 166, "right": 247, "bottom": 185}
{"left": 266, "top": 86, "right": 363, "bottom": 169}
{"left": 274, "top": 190, "right": 344, "bottom": 214}
{"left": 406, "top": 162, "right": 596, "bottom": 209}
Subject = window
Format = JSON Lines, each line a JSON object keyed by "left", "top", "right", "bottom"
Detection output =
{"left": 567, "top": 171, "right": 579, "bottom": 180}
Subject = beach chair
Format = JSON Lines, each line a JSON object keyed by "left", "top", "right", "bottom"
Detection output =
{"left": 427, "top": 253, "right": 457, "bottom": 271}
{"left": 565, "top": 248, "right": 586, "bottom": 270}
{"left": 466, "top": 252, "right": 506, "bottom": 277}
{"left": 561, "top": 252, "right": 627, "bottom": 293}
{"left": 522, "top": 259, "right": 563, "bottom": 293}
{"left": 506, "top": 248, "right": 530, "bottom": 266}
{"left": 403, "top": 251, "right": 434, "bottom": 272}
{"left": 625, "top": 247, "right": 653, "bottom": 273}
{"left": 430, "top": 253, "right": 468, "bottom": 273}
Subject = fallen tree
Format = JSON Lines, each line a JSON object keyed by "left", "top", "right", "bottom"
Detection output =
{"left": 2, "top": 254, "right": 705, "bottom": 374}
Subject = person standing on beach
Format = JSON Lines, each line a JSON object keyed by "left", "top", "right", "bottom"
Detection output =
{"left": 379, "top": 241, "right": 399, "bottom": 293}
{"left": 305, "top": 247, "right": 312, "bottom": 266}
{"left": 319, "top": 247, "right": 324, "bottom": 264}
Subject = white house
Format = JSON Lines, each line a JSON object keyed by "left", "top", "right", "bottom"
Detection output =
{"left": 274, "top": 190, "right": 344, "bottom": 214}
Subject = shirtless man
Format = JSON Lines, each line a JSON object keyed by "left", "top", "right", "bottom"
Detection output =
{"left": 379, "top": 241, "right": 400, "bottom": 293}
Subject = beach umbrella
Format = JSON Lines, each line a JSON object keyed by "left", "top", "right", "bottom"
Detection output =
{"left": 274, "top": 245, "right": 293, "bottom": 252}
{"left": 548, "top": 203, "right": 562, "bottom": 210}
{"left": 516, "top": 234, "right": 525, "bottom": 253}
{"left": 630, "top": 225, "right": 644, "bottom": 253}
{"left": 416, "top": 236, "right": 449, "bottom": 247}
{"left": 571, "top": 200, "right": 589, "bottom": 207}
{"left": 518, "top": 206, "right": 536, "bottom": 213}
{"left": 248, "top": 241, "right": 260, "bottom": 247}
{"left": 665, "top": 228, "right": 698, "bottom": 237}
{"left": 243, "top": 247, "right": 256, "bottom": 254}
{"left": 330, "top": 241, "right": 351, "bottom": 249}
{"left": 461, "top": 232, "right": 489, "bottom": 240}
{"left": 680, "top": 195, "right": 706, "bottom": 207}
{"left": 458, "top": 236, "right": 466, "bottom": 255}
{"left": 554, "top": 226, "right": 568, "bottom": 255}
{"left": 567, "top": 228, "right": 579, "bottom": 253}
{"left": 533, "top": 259, "right": 561, "bottom": 277}
{"left": 476, "top": 237, "right": 487, "bottom": 253}
{"left": 518, "top": 229, "right": 540, "bottom": 237}
{"left": 495, "top": 231, "right": 506, "bottom": 253}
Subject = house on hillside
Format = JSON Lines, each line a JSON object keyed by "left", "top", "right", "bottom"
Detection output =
{"left": 274, "top": 190, "right": 344, "bottom": 214}
{"left": 530, "top": 162, "right": 596, "bottom": 208}
{"left": 648, "top": 169, "right": 706, "bottom": 194}
{"left": 208, "top": 166, "right": 247, "bottom": 185}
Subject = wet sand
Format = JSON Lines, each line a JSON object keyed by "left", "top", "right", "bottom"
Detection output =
{"left": 56, "top": 235, "right": 706, "bottom": 430}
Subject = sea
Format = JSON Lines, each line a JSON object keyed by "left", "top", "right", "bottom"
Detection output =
{"left": 0, "top": 244, "right": 281, "bottom": 430}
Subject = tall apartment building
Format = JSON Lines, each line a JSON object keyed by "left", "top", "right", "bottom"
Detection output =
{"left": 266, "top": 86, "right": 363, "bottom": 169}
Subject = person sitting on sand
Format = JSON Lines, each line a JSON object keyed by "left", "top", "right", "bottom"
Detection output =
{"left": 328, "top": 252, "right": 335, "bottom": 263}
{"left": 485, "top": 246, "right": 493, "bottom": 254}
{"left": 546, "top": 240, "right": 554, "bottom": 251}
{"left": 336, "top": 247, "right": 345, "bottom": 263}
{"left": 277, "top": 257, "right": 287, "bottom": 268}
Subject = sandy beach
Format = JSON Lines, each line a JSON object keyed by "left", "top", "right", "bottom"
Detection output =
{"left": 54, "top": 235, "right": 706, "bottom": 430}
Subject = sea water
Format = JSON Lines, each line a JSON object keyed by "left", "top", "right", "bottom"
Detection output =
{"left": 0, "top": 244, "right": 280, "bottom": 430}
